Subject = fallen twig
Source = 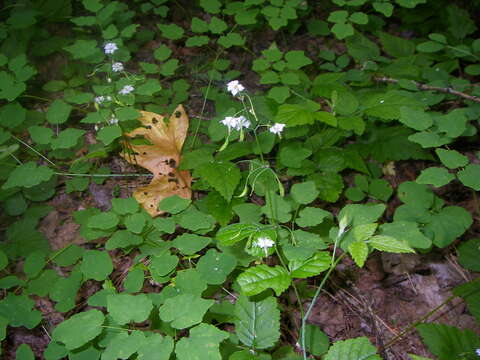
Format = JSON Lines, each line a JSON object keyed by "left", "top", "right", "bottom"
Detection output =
{"left": 374, "top": 76, "right": 480, "bottom": 104}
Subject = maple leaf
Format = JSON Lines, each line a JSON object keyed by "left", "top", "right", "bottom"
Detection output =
{"left": 121, "top": 105, "right": 192, "bottom": 217}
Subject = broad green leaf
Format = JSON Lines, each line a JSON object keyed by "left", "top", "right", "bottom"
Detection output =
{"left": 295, "top": 207, "right": 331, "bottom": 227}
{"left": 97, "top": 125, "right": 121, "bottom": 145}
{"left": 124, "top": 268, "right": 145, "bottom": 293}
{"left": 352, "top": 223, "right": 378, "bottom": 241}
{"left": 417, "top": 41, "right": 444, "bottom": 53}
{"left": 302, "top": 324, "right": 330, "bottom": 356}
{"left": 173, "top": 234, "right": 211, "bottom": 255}
{"left": 324, "top": 337, "right": 381, "bottom": 360}
{"left": 149, "top": 252, "right": 178, "bottom": 279}
{"left": 16, "top": 344, "right": 34, "bottom": 360}
{"left": 399, "top": 107, "right": 432, "bottom": 131}
{"left": 437, "top": 109, "right": 467, "bottom": 138}
{"left": 23, "top": 251, "right": 45, "bottom": 278}
{"left": 279, "top": 142, "right": 312, "bottom": 168}
{"left": 235, "top": 295, "right": 280, "bottom": 349}
{"left": 197, "top": 161, "right": 240, "bottom": 202}
{"left": 81, "top": 250, "right": 113, "bottom": 281}
{"left": 216, "top": 223, "right": 260, "bottom": 246}
{"left": 408, "top": 131, "right": 451, "bottom": 148}
{"left": 0, "top": 102, "right": 26, "bottom": 128}
{"left": 46, "top": 99, "right": 72, "bottom": 124}
{"left": 51, "top": 128, "right": 85, "bottom": 150}
{"left": 2, "top": 162, "right": 54, "bottom": 190}
{"left": 416, "top": 167, "right": 454, "bottom": 187}
{"left": 457, "top": 238, "right": 480, "bottom": 272}
{"left": 453, "top": 279, "right": 480, "bottom": 323}
{"left": 331, "top": 23, "right": 354, "bottom": 40}
{"left": 28, "top": 126, "right": 53, "bottom": 145}
{"left": 397, "top": 181, "right": 433, "bottom": 209}
{"left": 368, "top": 179, "right": 393, "bottom": 202}
{"left": 425, "top": 206, "right": 472, "bottom": 248}
{"left": 368, "top": 235, "right": 415, "bottom": 253}
{"left": 196, "top": 249, "right": 237, "bottom": 284}
{"left": 380, "top": 221, "right": 431, "bottom": 249}
{"left": 137, "top": 333, "right": 174, "bottom": 360}
{"left": 267, "top": 86, "right": 290, "bottom": 103}
{"left": 0, "top": 293, "right": 42, "bottom": 329}
{"left": 309, "top": 171, "right": 344, "bottom": 203}
{"left": 101, "top": 331, "right": 145, "bottom": 360}
{"left": 63, "top": 39, "right": 98, "bottom": 59}
{"left": 87, "top": 211, "right": 119, "bottom": 229}
{"left": 175, "top": 323, "right": 229, "bottom": 360}
{"left": 338, "top": 203, "right": 386, "bottom": 227}
{"left": 416, "top": 323, "right": 480, "bottom": 360}
{"left": 124, "top": 213, "right": 146, "bottom": 234}
{"left": 218, "top": 32, "right": 245, "bottom": 48}
{"left": 348, "top": 241, "right": 369, "bottom": 267}
{"left": 175, "top": 269, "right": 208, "bottom": 296}
{"left": 52, "top": 309, "right": 105, "bottom": 350}
{"left": 373, "top": 2, "right": 393, "bottom": 17}
{"left": 106, "top": 230, "right": 143, "bottom": 250}
{"left": 107, "top": 293, "right": 153, "bottom": 325}
{"left": 237, "top": 264, "right": 291, "bottom": 296}
{"left": 159, "top": 294, "right": 214, "bottom": 329}
{"left": 349, "top": 12, "right": 368, "bottom": 25}
{"left": 176, "top": 206, "right": 216, "bottom": 231}
{"left": 159, "top": 195, "right": 191, "bottom": 214}
{"left": 457, "top": 164, "right": 480, "bottom": 190}
{"left": 363, "top": 91, "right": 424, "bottom": 120}
{"left": 284, "top": 50, "right": 312, "bottom": 70}
{"left": 289, "top": 252, "right": 331, "bottom": 278}
{"left": 378, "top": 32, "right": 415, "bottom": 57}
{"left": 435, "top": 149, "right": 468, "bottom": 169}
{"left": 158, "top": 24, "right": 184, "bottom": 40}
{"left": 274, "top": 104, "right": 317, "bottom": 127}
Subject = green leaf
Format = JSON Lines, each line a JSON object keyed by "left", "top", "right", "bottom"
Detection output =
{"left": 101, "top": 331, "right": 145, "bottom": 360}
{"left": 28, "top": 126, "right": 53, "bottom": 145}
{"left": 378, "top": 32, "right": 415, "bottom": 57}
{"left": 199, "top": 0, "right": 222, "bottom": 13}
{"left": 16, "top": 344, "right": 34, "bottom": 360}
{"left": 457, "top": 164, "right": 480, "bottom": 190}
{"left": 267, "top": 86, "right": 290, "bottom": 103}
{"left": 237, "top": 264, "right": 291, "bottom": 296}
{"left": 309, "top": 172, "right": 344, "bottom": 203}
{"left": 88, "top": 211, "right": 119, "bottom": 230}
{"left": 397, "top": 181, "right": 433, "bottom": 209}
{"left": 106, "top": 230, "right": 143, "bottom": 250}
{"left": 279, "top": 143, "right": 312, "bottom": 167}
{"left": 175, "top": 323, "right": 229, "bottom": 360}
{"left": 284, "top": 50, "right": 312, "bottom": 70}
{"left": 0, "top": 71, "right": 26, "bottom": 101}
{"left": 368, "top": 179, "right": 393, "bottom": 202}
{"left": 197, "top": 249, "right": 237, "bottom": 284}
{"left": 125, "top": 213, "right": 146, "bottom": 234}
{"left": 458, "top": 238, "right": 480, "bottom": 271}
{"left": 380, "top": 221, "right": 431, "bottom": 249}
{"left": 425, "top": 206, "right": 472, "bottom": 248}
{"left": 149, "top": 252, "right": 178, "bottom": 279}
{"left": 52, "top": 309, "right": 105, "bottom": 350}
{"left": 216, "top": 223, "right": 260, "bottom": 246}
{"left": 416, "top": 323, "right": 480, "bottom": 360}
{"left": 338, "top": 203, "right": 386, "bottom": 227}
{"left": 349, "top": 12, "right": 368, "bottom": 25}
{"left": 97, "top": 125, "right": 122, "bottom": 145}
{"left": 363, "top": 91, "right": 424, "bottom": 120}
{"left": 331, "top": 23, "right": 354, "bottom": 40}
{"left": 368, "top": 235, "right": 416, "bottom": 253}
{"left": 328, "top": 10, "right": 349, "bottom": 23}
{"left": 124, "top": 268, "right": 145, "bottom": 293}
{"left": 159, "top": 294, "right": 214, "bottom": 329}
{"left": 2, "top": 162, "right": 54, "bottom": 190}
{"left": 51, "top": 128, "right": 86, "bottom": 150}
{"left": 373, "top": 2, "right": 393, "bottom": 17}
{"left": 295, "top": 207, "right": 331, "bottom": 227}
{"left": 399, "top": 107, "right": 432, "bottom": 131}
{"left": 137, "top": 333, "right": 174, "bottom": 360}
{"left": 176, "top": 206, "right": 215, "bottom": 231}
{"left": 453, "top": 279, "right": 480, "bottom": 323}
{"left": 159, "top": 195, "right": 191, "bottom": 214}
{"left": 175, "top": 269, "right": 208, "bottom": 296}
{"left": 289, "top": 252, "right": 331, "bottom": 278}
{"left": 173, "top": 234, "right": 211, "bottom": 255}
{"left": 302, "top": 324, "right": 330, "bottom": 357}
{"left": 191, "top": 17, "right": 209, "bottom": 33}
{"left": 348, "top": 241, "right": 369, "bottom": 267}
{"left": 324, "top": 337, "right": 381, "bottom": 360}
{"left": 63, "top": 39, "right": 98, "bottom": 59}
{"left": 46, "top": 99, "right": 72, "bottom": 124}
{"left": 137, "top": 79, "right": 162, "bottom": 96}
{"left": 107, "top": 293, "right": 153, "bottom": 325}
{"left": 158, "top": 24, "right": 184, "bottom": 40}
{"left": 197, "top": 161, "right": 241, "bottom": 202}
{"left": 275, "top": 104, "right": 317, "bottom": 127}
{"left": 81, "top": 250, "right": 113, "bottom": 281}
{"left": 235, "top": 295, "right": 280, "bottom": 349}
{"left": 417, "top": 41, "right": 444, "bottom": 53}
{"left": 24, "top": 251, "right": 45, "bottom": 279}
{"left": 416, "top": 167, "right": 454, "bottom": 187}
{"left": 186, "top": 36, "right": 210, "bottom": 47}
{"left": 218, "top": 33, "right": 245, "bottom": 48}
{"left": 0, "top": 293, "right": 42, "bottom": 329}
{"left": 0, "top": 250, "right": 7, "bottom": 271}
{"left": 82, "top": 0, "right": 103, "bottom": 12}
{"left": 209, "top": 16, "right": 227, "bottom": 34}
{"left": 408, "top": 131, "right": 451, "bottom": 148}
{"left": 0, "top": 102, "right": 26, "bottom": 128}
{"left": 435, "top": 149, "right": 468, "bottom": 169}
{"left": 290, "top": 181, "right": 319, "bottom": 204}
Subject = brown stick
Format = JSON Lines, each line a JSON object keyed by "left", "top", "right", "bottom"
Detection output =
{"left": 374, "top": 76, "right": 480, "bottom": 104}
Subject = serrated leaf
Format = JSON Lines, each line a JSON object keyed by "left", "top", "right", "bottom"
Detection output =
{"left": 237, "top": 264, "right": 291, "bottom": 296}
{"left": 52, "top": 309, "right": 105, "bottom": 350}
{"left": 235, "top": 295, "right": 280, "bottom": 349}
{"left": 197, "top": 161, "right": 240, "bottom": 202}
{"left": 289, "top": 252, "right": 331, "bottom": 278}
{"left": 416, "top": 323, "right": 480, "bottom": 360}
{"left": 368, "top": 235, "right": 415, "bottom": 253}
{"left": 325, "top": 337, "right": 381, "bottom": 360}
{"left": 348, "top": 241, "right": 369, "bottom": 267}
{"left": 159, "top": 294, "right": 214, "bottom": 329}
{"left": 107, "top": 293, "right": 153, "bottom": 325}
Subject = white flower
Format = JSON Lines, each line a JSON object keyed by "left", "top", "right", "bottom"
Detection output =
{"left": 104, "top": 42, "right": 118, "bottom": 55}
{"left": 227, "top": 80, "right": 245, "bottom": 96}
{"left": 269, "top": 123, "right": 285, "bottom": 135}
{"left": 119, "top": 85, "right": 134, "bottom": 95}
{"left": 94, "top": 124, "right": 100, "bottom": 131}
{"left": 94, "top": 96, "right": 105, "bottom": 104}
{"left": 476, "top": 349, "right": 480, "bottom": 357}
{"left": 255, "top": 236, "right": 275, "bottom": 256}
{"left": 220, "top": 115, "right": 250, "bottom": 131}
{"left": 108, "top": 116, "right": 119, "bottom": 125}
{"left": 233, "top": 115, "right": 250, "bottom": 130}
{"left": 112, "top": 62, "right": 124, "bottom": 72}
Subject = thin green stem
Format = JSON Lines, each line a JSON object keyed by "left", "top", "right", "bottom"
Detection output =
{"left": 12, "top": 135, "right": 59, "bottom": 168}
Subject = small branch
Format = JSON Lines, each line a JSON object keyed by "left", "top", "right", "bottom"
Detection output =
{"left": 374, "top": 76, "right": 480, "bottom": 104}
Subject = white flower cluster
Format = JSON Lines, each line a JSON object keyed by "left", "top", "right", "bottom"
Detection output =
{"left": 269, "top": 123, "right": 285, "bottom": 135}
{"left": 119, "top": 85, "right": 134, "bottom": 95}
{"left": 220, "top": 115, "right": 250, "bottom": 131}
{"left": 108, "top": 116, "right": 119, "bottom": 125}
{"left": 112, "top": 62, "right": 124, "bottom": 72}
{"left": 227, "top": 80, "right": 245, "bottom": 96}
{"left": 94, "top": 95, "right": 112, "bottom": 105}
{"left": 476, "top": 349, "right": 480, "bottom": 357}
{"left": 104, "top": 42, "right": 118, "bottom": 55}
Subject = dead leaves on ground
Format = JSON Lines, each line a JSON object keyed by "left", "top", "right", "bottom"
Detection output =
{"left": 121, "top": 105, "right": 192, "bottom": 217}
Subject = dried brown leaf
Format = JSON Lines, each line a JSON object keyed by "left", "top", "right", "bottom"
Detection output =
{"left": 121, "top": 105, "right": 192, "bottom": 217}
